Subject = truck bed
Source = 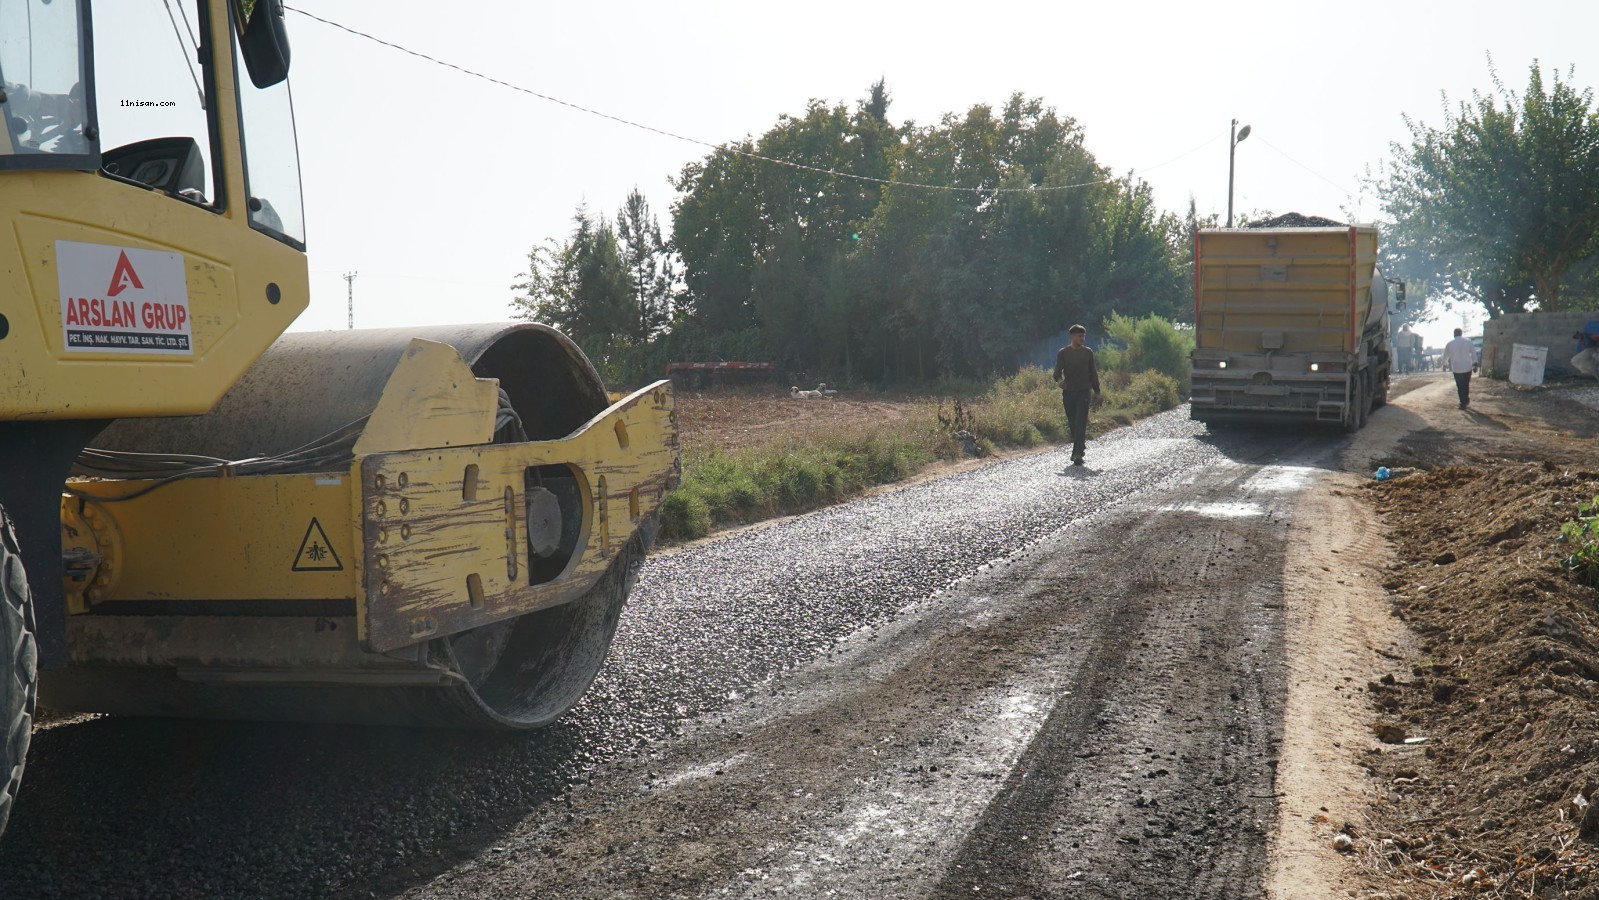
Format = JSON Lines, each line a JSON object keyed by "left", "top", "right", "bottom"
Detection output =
{"left": 1194, "top": 226, "right": 1379, "bottom": 356}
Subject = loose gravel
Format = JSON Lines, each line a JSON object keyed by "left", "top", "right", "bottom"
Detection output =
{"left": 1, "top": 409, "right": 1306, "bottom": 899}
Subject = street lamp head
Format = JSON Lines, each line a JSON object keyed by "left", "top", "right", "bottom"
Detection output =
{"left": 1235, "top": 124, "right": 1252, "bottom": 144}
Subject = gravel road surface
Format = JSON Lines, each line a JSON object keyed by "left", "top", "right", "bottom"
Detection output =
{"left": 0, "top": 408, "right": 1341, "bottom": 899}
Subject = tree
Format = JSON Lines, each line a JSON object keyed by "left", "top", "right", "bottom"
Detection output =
{"left": 616, "top": 187, "right": 677, "bottom": 344}
{"left": 669, "top": 144, "right": 764, "bottom": 333}
{"left": 661, "top": 87, "right": 1191, "bottom": 381}
{"left": 511, "top": 204, "right": 631, "bottom": 351}
{"left": 1077, "top": 178, "right": 1189, "bottom": 325}
{"left": 671, "top": 83, "right": 898, "bottom": 358}
{"left": 1377, "top": 60, "right": 1599, "bottom": 314}
{"left": 862, "top": 94, "right": 1188, "bottom": 377}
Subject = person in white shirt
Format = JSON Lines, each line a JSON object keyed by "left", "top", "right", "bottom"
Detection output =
{"left": 1443, "top": 328, "right": 1479, "bottom": 409}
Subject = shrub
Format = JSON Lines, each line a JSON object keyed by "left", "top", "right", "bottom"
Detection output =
{"left": 968, "top": 368, "right": 1068, "bottom": 446}
{"left": 1101, "top": 313, "right": 1194, "bottom": 397}
{"left": 1123, "top": 369, "right": 1181, "bottom": 413}
{"left": 1558, "top": 495, "right": 1599, "bottom": 587}
{"left": 657, "top": 423, "right": 942, "bottom": 542}
{"left": 660, "top": 491, "right": 712, "bottom": 541}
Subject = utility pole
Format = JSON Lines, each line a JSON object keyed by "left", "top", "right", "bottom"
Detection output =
{"left": 343, "top": 271, "right": 357, "bottom": 330}
{"left": 1227, "top": 119, "right": 1252, "bottom": 228}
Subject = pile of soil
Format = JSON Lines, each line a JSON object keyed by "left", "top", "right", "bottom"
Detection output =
{"left": 1359, "top": 457, "right": 1599, "bottom": 896}
{"left": 1248, "top": 212, "right": 1345, "bottom": 228}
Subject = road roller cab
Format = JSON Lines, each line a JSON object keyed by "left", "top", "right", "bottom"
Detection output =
{"left": 0, "top": 0, "right": 679, "bottom": 839}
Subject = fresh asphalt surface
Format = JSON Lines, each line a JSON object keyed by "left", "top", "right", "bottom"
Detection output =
{"left": 0, "top": 407, "right": 1344, "bottom": 899}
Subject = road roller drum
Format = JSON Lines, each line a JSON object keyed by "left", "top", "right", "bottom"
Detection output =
{"left": 40, "top": 323, "right": 679, "bottom": 729}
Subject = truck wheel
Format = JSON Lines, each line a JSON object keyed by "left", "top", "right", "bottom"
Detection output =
{"left": 0, "top": 507, "right": 36, "bottom": 839}
{"left": 1344, "top": 378, "right": 1366, "bottom": 433}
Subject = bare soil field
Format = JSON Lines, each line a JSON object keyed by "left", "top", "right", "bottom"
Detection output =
{"left": 675, "top": 386, "right": 923, "bottom": 453}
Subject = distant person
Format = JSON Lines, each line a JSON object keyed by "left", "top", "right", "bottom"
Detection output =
{"left": 1396, "top": 324, "right": 1416, "bottom": 373}
{"left": 1052, "top": 324, "right": 1101, "bottom": 466}
{"left": 1572, "top": 328, "right": 1599, "bottom": 382}
{"left": 1444, "top": 328, "right": 1479, "bottom": 409}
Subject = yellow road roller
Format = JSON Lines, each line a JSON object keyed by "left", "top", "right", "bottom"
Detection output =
{"left": 0, "top": 0, "right": 678, "bottom": 837}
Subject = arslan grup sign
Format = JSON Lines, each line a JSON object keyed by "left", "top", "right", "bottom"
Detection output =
{"left": 56, "top": 240, "right": 193, "bottom": 355}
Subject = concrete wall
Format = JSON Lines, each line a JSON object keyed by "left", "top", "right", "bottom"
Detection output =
{"left": 1481, "top": 311, "right": 1599, "bottom": 377}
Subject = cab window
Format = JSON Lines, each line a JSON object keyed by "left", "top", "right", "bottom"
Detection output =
{"left": 233, "top": 0, "right": 304, "bottom": 245}
{"left": 92, "top": 0, "right": 216, "bottom": 204}
{"left": 0, "top": 0, "right": 95, "bottom": 167}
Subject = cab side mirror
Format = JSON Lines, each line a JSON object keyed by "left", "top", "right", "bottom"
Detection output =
{"left": 239, "top": 0, "right": 291, "bottom": 88}
{"left": 1394, "top": 282, "right": 1407, "bottom": 312}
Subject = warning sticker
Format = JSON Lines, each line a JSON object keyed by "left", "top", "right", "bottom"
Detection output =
{"left": 55, "top": 240, "right": 193, "bottom": 355}
{"left": 292, "top": 518, "right": 344, "bottom": 572}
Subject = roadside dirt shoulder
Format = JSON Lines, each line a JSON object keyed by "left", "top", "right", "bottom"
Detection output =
{"left": 1271, "top": 469, "right": 1414, "bottom": 898}
{"left": 1268, "top": 378, "right": 1448, "bottom": 898}
{"left": 1275, "top": 375, "right": 1599, "bottom": 898}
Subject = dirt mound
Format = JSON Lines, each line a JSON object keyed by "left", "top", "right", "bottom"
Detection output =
{"left": 1248, "top": 212, "right": 1345, "bottom": 228}
{"left": 1360, "top": 460, "right": 1599, "bottom": 894}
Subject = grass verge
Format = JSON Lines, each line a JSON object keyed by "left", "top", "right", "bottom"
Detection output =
{"left": 659, "top": 367, "right": 1181, "bottom": 542}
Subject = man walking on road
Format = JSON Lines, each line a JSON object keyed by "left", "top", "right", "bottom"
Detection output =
{"left": 1444, "top": 327, "right": 1479, "bottom": 409}
{"left": 1053, "top": 324, "right": 1101, "bottom": 465}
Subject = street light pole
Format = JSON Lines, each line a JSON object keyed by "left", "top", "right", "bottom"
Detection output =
{"left": 1227, "top": 119, "right": 1251, "bottom": 228}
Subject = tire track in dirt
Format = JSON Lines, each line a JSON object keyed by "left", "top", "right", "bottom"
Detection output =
{"left": 933, "top": 458, "right": 1295, "bottom": 898}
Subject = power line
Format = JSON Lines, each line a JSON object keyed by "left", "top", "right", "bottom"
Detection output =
{"left": 1253, "top": 135, "right": 1359, "bottom": 198}
{"left": 284, "top": 5, "right": 1216, "bottom": 195}
{"left": 161, "top": 0, "right": 205, "bottom": 108}
{"left": 311, "top": 267, "right": 509, "bottom": 289}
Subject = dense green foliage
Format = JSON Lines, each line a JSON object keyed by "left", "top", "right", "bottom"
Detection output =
{"left": 1376, "top": 61, "right": 1599, "bottom": 315}
{"left": 515, "top": 83, "right": 1193, "bottom": 385}
{"left": 671, "top": 90, "right": 1189, "bottom": 379}
{"left": 510, "top": 189, "right": 676, "bottom": 382}
{"left": 1096, "top": 313, "right": 1195, "bottom": 396}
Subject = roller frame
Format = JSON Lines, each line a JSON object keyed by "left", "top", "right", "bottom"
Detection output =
{"left": 60, "top": 390, "right": 677, "bottom": 665}
{"left": 51, "top": 330, "right": 677, "bottom": 694}
{"left": 359, "top": 382, "right": 676, "bottom": 651}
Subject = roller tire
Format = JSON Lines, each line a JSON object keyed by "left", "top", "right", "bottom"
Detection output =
{"left": 35, "top": 522, "right": 653, "bottom": 730}
{"left": 430, "top": 524, "right": 647, "bottom": 729}
{"left": 0, "top": 507, "right": 36, "bottom": 839}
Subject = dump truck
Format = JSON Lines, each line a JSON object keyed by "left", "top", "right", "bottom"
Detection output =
{"left": 1, "top": 0, "right": 678, "bottom": 838}
{"left": 1189, "top": 221, "right": 1391, "bottom": 431}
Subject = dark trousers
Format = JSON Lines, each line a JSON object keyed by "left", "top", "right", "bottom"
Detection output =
{"left": 1062, "top": 390, "right": 1091, "bottom": 460}
{"left": 1453, "top": 371, "right": 1472, "bottom": 407}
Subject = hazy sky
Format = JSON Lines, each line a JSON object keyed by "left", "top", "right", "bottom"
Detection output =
{"left": 267, "top": 0, "right": 1592, "bottom": 347}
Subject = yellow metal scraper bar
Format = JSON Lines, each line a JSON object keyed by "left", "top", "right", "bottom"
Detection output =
{"left": 358, "top": 381, "right": 679, "bottom": 653}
